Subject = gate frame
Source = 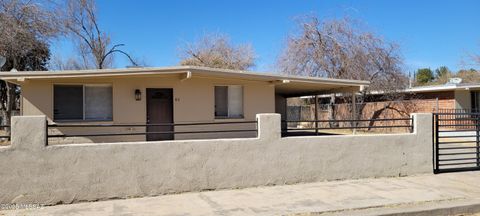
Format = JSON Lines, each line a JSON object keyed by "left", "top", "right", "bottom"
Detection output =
{"left": 433, "top": 112, "right": 480, "bottom": 173}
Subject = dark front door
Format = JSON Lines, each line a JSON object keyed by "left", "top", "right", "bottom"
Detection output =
{"left": 146, "top": 88, "right": 174, "bottom": 141}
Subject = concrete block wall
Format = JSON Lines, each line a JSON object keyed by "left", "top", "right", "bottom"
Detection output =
{"left": 0, "top": 113, "right": 433, "bottom": 205}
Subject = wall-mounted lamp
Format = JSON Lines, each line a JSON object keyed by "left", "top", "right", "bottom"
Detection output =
{"left": 135, "top": 89, "right": 141, "bottom": 101}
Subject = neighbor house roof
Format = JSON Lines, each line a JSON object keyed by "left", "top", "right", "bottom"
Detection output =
{"left": 405, "top": 83, "right": 480, "bottom": 93}
{"left": 0, "top": 66, "right": 369, "bottom": 97}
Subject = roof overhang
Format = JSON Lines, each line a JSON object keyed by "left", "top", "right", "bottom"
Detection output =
{"left": 406, "top": 84, "right": 480, "bottom": 93}
{"left": 0, "top": 66, "right": 369, "bottom": 96}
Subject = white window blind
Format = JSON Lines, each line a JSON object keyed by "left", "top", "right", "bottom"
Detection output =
{"left": 227, "top": 85, "right": 243, "bottom": 118}
{"left": 214, "top": 85, "right": 243, "bottom": 118}
{"left": 85, "top": 85, "right": 113, "bottom": 120}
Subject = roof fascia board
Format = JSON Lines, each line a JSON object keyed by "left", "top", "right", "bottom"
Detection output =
{"left": 0, "top": 66, "right": 370, "bottom": 87}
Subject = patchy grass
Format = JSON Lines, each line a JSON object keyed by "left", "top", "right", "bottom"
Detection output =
{"left": 319, "top": 128, "right": 411, "bottom": 135}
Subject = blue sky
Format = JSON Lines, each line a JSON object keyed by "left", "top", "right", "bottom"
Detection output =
{"left": 52, "top": 0, "right": 480, "bottom": 74}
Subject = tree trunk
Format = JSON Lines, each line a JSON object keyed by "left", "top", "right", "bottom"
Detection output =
{"left": 368, "top": 102, "right": 392, "bottom": 131}
{"left": 1, "top": 82, "right": 16, "bottom": 134}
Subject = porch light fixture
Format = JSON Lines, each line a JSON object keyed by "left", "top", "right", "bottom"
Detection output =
{"left": 135, "top": 89, "right": 141, "bottom": 101}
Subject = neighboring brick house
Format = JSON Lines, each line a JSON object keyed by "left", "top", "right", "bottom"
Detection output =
{"left": 287, "top": 82, "right": 480, "bottom": 123}
{"left": 412, "top": 91, "right": 455, "bottom": 112}
{"left": 405, "top": 84, "right": 478, "bottom": 112}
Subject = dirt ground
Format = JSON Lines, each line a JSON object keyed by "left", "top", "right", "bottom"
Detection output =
{"left": 0, "top": 130, "right": 10, "bottom": 146}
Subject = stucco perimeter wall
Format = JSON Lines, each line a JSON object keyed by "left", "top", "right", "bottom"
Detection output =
{"left": 0, "top": 113, "right": 432, "bottom": 205}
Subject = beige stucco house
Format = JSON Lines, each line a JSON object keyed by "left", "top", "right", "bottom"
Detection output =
{"left": 1, "top": 66, "right": 368, "bottom": 143}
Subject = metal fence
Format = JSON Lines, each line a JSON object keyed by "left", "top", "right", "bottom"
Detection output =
{"left": 434, "top": 112, "right": 480, "bottom": 173}
{"left": 47, "top": 121, "right": 258, "bottom": 145}
{"left": 282, "top": 117, "right": 414, "bottom": 137}
{"left": 436, "top": 108, "right": 480, "bottom": 130}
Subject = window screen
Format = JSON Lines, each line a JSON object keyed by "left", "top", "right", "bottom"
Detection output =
{"left": 215, "top": 85, "right": 243, "bottom": 118}
{"left": 53, "top": 84, "right": 113, "bottom": 121}
{"left": 215, "top": 86, "right": 228, "bottom": 117}
{"left": 85, "top": 85, "right": 113, "bottom": 120}
{"left": 54, "top": 85, "right": 83, "bottom": 120}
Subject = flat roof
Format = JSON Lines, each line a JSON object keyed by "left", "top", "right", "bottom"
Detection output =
{"left": 406, "top": 83, "right": 480, "bottom": 93}
{"left": 0, "top": 66, "right": 369, "bottom": 96}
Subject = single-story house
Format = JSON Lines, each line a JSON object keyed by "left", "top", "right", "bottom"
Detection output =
{"left": 0, "top": 66, "right": 368, "bottom": 143}
{"left": 403, "top": 82, "right": 480, "bottom": 112}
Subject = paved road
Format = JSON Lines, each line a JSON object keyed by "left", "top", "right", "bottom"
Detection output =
{"left": 2, "top": 172, "right": 480, "bottom": 216}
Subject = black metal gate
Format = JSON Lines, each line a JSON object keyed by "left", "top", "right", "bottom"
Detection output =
{"left": 434, "top": 112, "right": 480, "bottom": 173}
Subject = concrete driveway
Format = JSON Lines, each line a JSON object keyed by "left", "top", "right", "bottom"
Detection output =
{"left": 2, "top": 172, "right": 480, "bottom": 216}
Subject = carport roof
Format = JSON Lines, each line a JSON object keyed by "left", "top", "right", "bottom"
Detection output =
{"left": 0, "top": 66, "right": 369, "bottom": 97}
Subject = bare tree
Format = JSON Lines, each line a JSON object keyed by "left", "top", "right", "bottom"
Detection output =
{"left": 0, "top": 0, "right": 59, "bottom": 68}
{"left": 178, "top": 33, "right": 256, "bottom": 70}
{"left": 474, "top": 55, "right": 480, "bottom": 66}
{"left": 470, "top": 49, "right": 480, "bottom": 68}
{"left": 0, "top": 0, "right": 61, "bottom": 128}
{"left": 277, "top": 16, "right": 408, "bottom": 125}
{"left": 49, "top": 54, "right": 84, "bottom": 70}
{"left": 64, "top": 0, "right": 137, "bottom": 69}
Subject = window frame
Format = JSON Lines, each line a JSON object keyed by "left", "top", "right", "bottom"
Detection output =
{"left": 214, "top": 85, "right": 244, "bottom": 119}
{"left": 53, "top": 84, "right": 113, "bottom": 122}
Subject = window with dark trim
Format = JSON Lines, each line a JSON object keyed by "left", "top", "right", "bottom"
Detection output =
{"left": 53, "top": 84, "right": 113, "bottom": 121}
